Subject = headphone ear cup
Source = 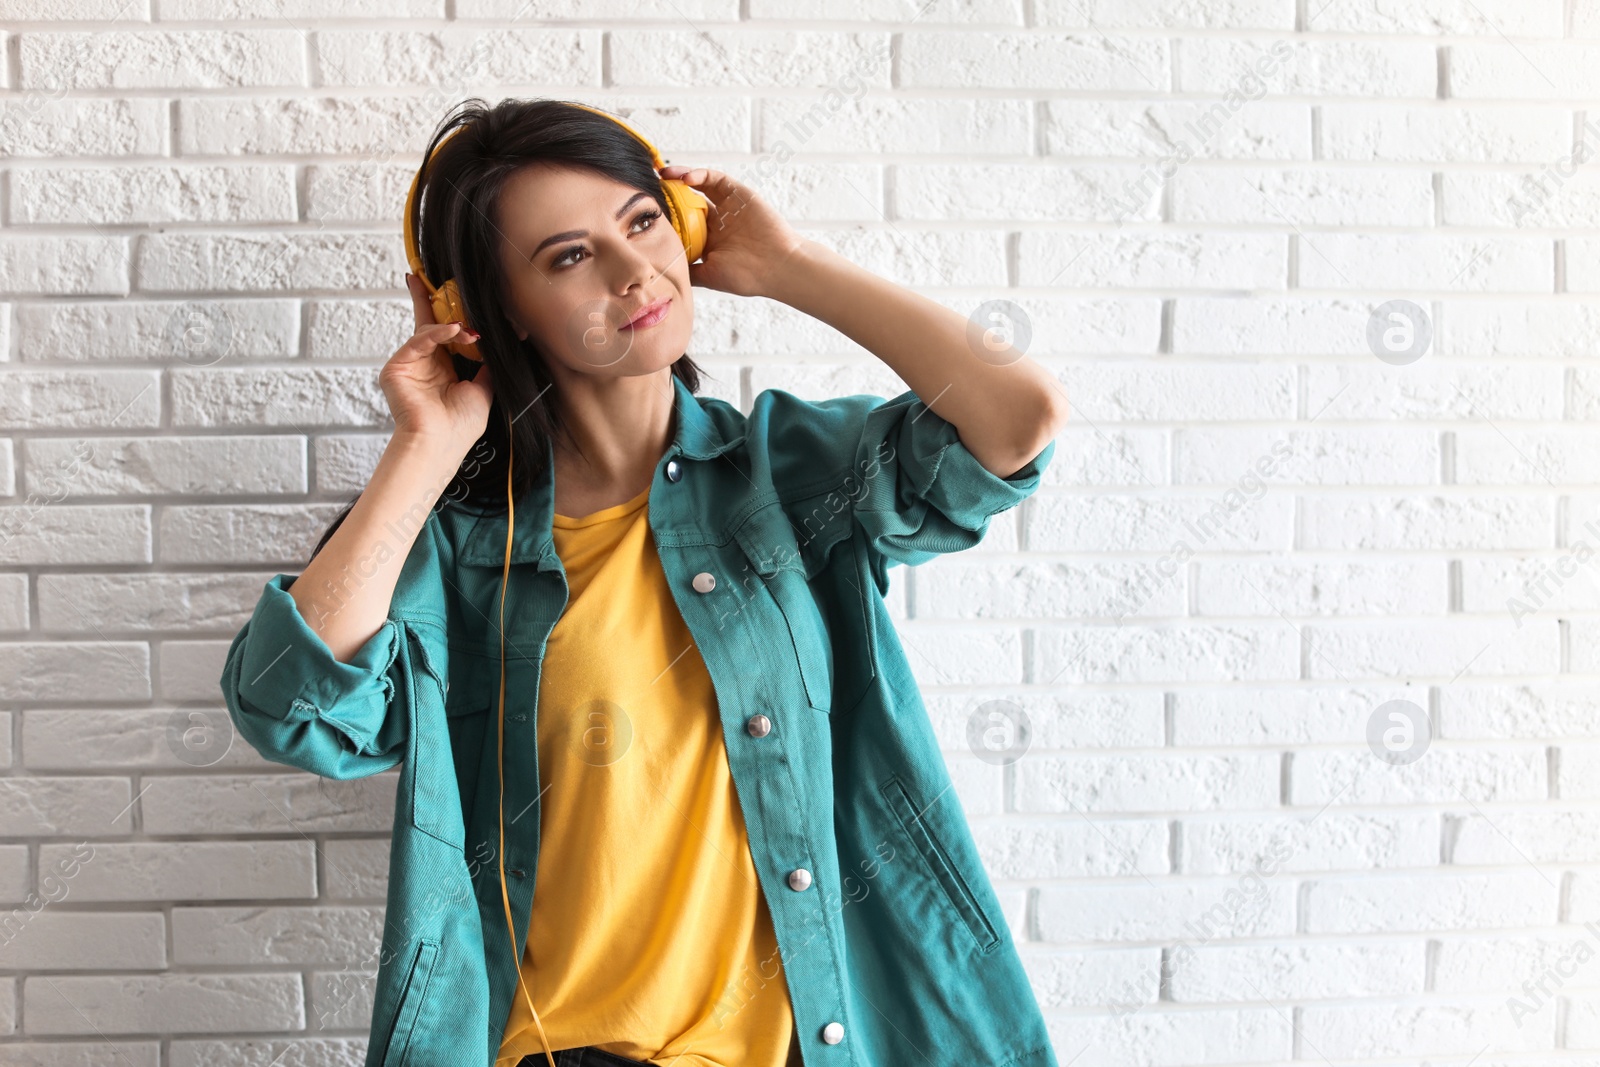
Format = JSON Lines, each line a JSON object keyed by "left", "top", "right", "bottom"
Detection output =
{"left": 660, "top": 179, "right": 709, "bottom": 264}
{"left": 433, "top": 278, "right": 483, "bottom": 361}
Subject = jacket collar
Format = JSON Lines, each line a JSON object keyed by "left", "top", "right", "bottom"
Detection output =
{"left": 457, "top": 373, "right": 740, "bottom": 569}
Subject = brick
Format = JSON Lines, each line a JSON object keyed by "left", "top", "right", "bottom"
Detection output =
{"left": 920, "top": 689, "right": 1166, "bottom": 751}
{"left": 1445, "top": 169, "right": 1600, "bottom": 228}
{"left": 1299, "top": 998, "right": 1552, "bottom": 1054}
{"left": 0, "top": 371, "right": 159, "bottom": 428}
{"left": 1302, "top": 362, "right": 1561, "bottom": 421}
{"left": 0, "top": 778, "right": 133, "bottom": 834}
{"left": 139, "top": 772, "right": 396, "bottom": 834}
{"left": 1180, "top": 38, "right": 1436, "bottom": 97}
{"left": 1451, "top": 44, "right": 1600, "bottom": 99}
{"left": 23, "top": 708, "right": 273, "bottom": 771}
{"left": 305, "top": 298, "right": 409, "bottom": 361}
{"left": 172, "top": 905, "right": 382, "bottom": 965}
{"left": 1170, "top": 942, "right": 1423, "bottom": 1002}
{"left": 1301, "top": 492, "right": 1554, "bottom": 550}
{"left": 0, "top": 911, "right": 165, "bottom": 970}
{"left": 36, "top": 571, "right": 273, "bottom": 633}
{"left": 764, "top": 97, "right": 1030, "bottom": 155}
{"left": 319, "top": 837, "right": 388, "bottom": 899}
{"left": 312, "top": 434, "right": 387, "bottom": 494}
{"left": 1296, "top": 234, "right": 1552, "bottom": 292}
{"left": 29, "top": 436, "right": 304, "bottom": 495}
{"left": 895, "top": 623, "right": 1024, "bottom": 687}
{"left": 1454, "top": 810, "right": 1600, "bottom": 863}
{"left": 0, "top": 647, "right": 156, "bottom": 712}
{"left": 156, "top": 503, "right": 348, "bottom": 565}
{"left": 170, "top": 367, "right": 386, "bottom": 428}
{"left": 1323, "top": 103, "right": 1572, "bottom": 162}
{"left": 137, "top": 233, "right": 403, "bottom": 294}
{"left": 0, "top": 97, "right": 165, "bottom": 157}
{"left": 919, "top": 556, "right": 1184, "bottom": 621}
{"left": 1304, "top": 870, "right": 1555, "bottom": 932}
{"left": 15, "top": 299, "right": 299, "bottom": 362}
{"left": 901, "top": 32, "right": 1169, "bottom": 90}
{"left": 1443, "top": 682, "right": 1600, "bottom": 739}
{"left": 11, "top": 165, "right": 295, "bottom": 225}
{"left": 38, "top": 840, "right": 316, "bottom": 901}
{"left": 1032, "top": 492, "right": 1294, "bottom": 553}
{"left": 170, "top": 1039, "right": 359, "bottom": 1067}
{"left": 0, "top": 1043, "right": 159, "bottom": 1067}
{"left": 1044, "top": 100, "right": 1311, "bottom": 160}
{"left": 23, "top": 973, "right": 303, "bottom": 1034}
{"left": 0, "top": 237, "right": 128, "bottom": 295}
{"left": 1302, "top": 619, "right": 1558, "bottom": 677}
{"left": 613, "top": 30, "right": 892, "bottom": 89}
{"left": 1020, "top": 231, "right": 1287, "bottom": 289}
{"left": 1174, "top": 426, "right": 1438, "bottom": 484}
{"left": 1173, "top": 167, "right": 1434, "bottom": 226}
{"left": 316, "top": 29, "right": 598, "bottom": 87}
{"left": 18, "top": 31, "right": 305, "bottom": 90}
{"left": 0, "top": 845, "right": 29, "bottom": 904}
{"left": 160, "top": 0, "right": 433, "bottom": 10}
{"left": 1179, "top": 811, "right": 1438, "bottom": 871}
{"left": 1033, "top": 624, "right": 1301, "bottom": 683}
{"left": 1017, "top": 751, "right": 1280, "bottom": 814}
{"left": 1036, "top": 879, "right": 1296, "bottom": 941}
{"left": 1195, "top": 560, "right": 1447, "bottom": 617}
{"left": 1313, "top": 0, "right": 1562, "bottom": 34}
{"left": 1036, "top": 0, "right": 1292, "bottom": 29}
{"left": 898, "top": 163, "right": 1163, "bottom": 224}
{"left": 1289, "top": 746, "right": 1547, "bottom": 805}
{"left": 1438, "top": 298, "right": 1600, "bottom": 357}
{"left": 1173, "top": 296, "right": 1372, "bottom": 354}
{"left": 1566, "top": 236, "right": 1600, "bottom": 291}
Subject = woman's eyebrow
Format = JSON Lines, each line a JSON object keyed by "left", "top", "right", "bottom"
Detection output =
{"left": 528, "top": 191, "right": 653, "bottom": 260}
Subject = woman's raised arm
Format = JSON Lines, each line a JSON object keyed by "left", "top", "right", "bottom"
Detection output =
{"left": 290, "top": 273, "right": 495, "bottom": 663}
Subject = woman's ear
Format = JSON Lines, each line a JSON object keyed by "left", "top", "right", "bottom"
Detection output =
{"left": 502, "top": 307, "right": 529, "bottom": 343}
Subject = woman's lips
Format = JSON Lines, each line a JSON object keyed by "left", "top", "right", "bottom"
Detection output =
{"left": 621, "top": 298, "right": 671, "bottom": 331}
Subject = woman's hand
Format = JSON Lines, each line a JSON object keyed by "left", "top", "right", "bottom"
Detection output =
{"left": 659, "top": 165, "right": 812, "bottom": 300}
{"left": 380, "top": 273, "right": 496, "bottom": 460}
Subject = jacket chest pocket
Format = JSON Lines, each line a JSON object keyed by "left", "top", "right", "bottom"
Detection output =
{"left": 732, "top": 506, "right": 834, "bottom": 714}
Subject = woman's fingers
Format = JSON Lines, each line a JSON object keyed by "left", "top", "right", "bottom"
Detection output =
{"left": 405, "top": 271, "right": 439, "bottom": 330}
{"left": 391, "top": 320, "right": 464, "bottom": 365}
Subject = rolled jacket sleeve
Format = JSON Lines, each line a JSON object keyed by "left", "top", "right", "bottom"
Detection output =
{"left": 761, "top": 386, "right": 1057, "bottom": 575}
{"left": 219, "top": 573, "right": 408, "bottom": 780}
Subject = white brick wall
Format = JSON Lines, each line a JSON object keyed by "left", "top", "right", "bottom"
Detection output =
{"left": 0, "top": 1, "right": 1594, "bottom": 1064}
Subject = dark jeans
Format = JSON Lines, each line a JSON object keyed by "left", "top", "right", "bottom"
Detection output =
{"left": 517, "top": 1048, "right": 652, "bottom": 1067}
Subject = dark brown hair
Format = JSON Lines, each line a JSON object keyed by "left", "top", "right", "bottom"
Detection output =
{"left": 310, "top": 96, "right": 705, "bottom": 560}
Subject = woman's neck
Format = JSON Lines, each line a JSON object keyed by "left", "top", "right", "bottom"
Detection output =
{"left": 547, "top": 369, "right": 675, "bottom": 518}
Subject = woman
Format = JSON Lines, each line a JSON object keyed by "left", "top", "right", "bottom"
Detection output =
{"left": 220, "top": 97, "right": 1067, "bottom": 1067}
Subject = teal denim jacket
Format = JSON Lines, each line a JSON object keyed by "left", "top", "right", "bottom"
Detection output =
{"left": 219, "top": 374, "right": 1060, "bottom": 1067}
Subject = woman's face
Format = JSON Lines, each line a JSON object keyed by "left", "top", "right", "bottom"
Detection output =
{"left": 496, "top": 161, "right": 694, "bottom": 379}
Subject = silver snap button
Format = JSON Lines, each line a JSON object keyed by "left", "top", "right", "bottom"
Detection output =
{"left": 746, "top": 714, "right": 771, "bottom": 738}
{"left": 692, "top": 571, "right": 716, "bottom": 593}
{"left": 787, "top": 868, "right": 812, "bottom": 891}
{"left": 822, "top": 1021, "right": 844, "bottom": 1044}
{"left": 665, "top": 458, "right": 682, "bottom": 482}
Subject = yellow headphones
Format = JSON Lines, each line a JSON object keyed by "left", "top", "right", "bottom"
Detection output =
{"left": 401, "top": 102, "right": 710, "bottom": 1067}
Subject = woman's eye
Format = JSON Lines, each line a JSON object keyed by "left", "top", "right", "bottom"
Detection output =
{"left": 551, "top": 208, "right": 664, "bottom": 269}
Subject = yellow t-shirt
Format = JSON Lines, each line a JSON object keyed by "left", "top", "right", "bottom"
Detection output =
{"left": 495, "top": 484, "right": 796, "bottom": 1067}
